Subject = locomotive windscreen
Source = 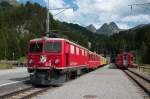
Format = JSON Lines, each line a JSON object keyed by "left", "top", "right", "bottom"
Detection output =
{"left": 29, "top": 43, "right": 43, "bottom": 53}
{"left": 44, "top": 42, "right": 61, "bottom": 53}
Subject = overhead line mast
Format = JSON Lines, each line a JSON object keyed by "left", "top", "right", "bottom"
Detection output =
{"left": 128, "top": 2, "right": 150, "bottom": 6}
{"left": 46, "top": 0, "right": 50, "bottom": 34}
{"left": 46, "top": 0, "right": 74, "bottom": 36}
{"left": 128, "top": 2, "right": 150, "bottom": 13}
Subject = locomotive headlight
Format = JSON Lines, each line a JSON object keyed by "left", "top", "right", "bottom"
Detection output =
{"left": 29, "top": 59, "right": 32, "bottom": 64}
{"left": 40, "top": 55, "right": 47, "bottom": 62}
{"left": 54, "top": 59, "right": 59, "bottom": 64}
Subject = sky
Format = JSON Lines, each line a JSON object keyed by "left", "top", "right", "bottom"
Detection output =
{"left": 18, "top": 0, "right": 150, "bottom": 29}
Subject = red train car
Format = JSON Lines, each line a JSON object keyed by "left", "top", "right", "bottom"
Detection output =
{"left": 88, "top": 51, "right": 101, "bottom": 69}
{"left": 27, "top": 37, "right": 103, "bottom": 85}
{"left": 116, "top": 51, "right": 133, "bottom": 69}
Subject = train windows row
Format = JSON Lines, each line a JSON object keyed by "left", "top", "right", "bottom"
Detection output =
{"left": 70, "top": 44, "right": 100, "bottom": 61}
{"left": 88, "top": 54, "right": 99, "bottom": 61}
{"left": 70, "top": 45, "right": 87, "bottom": 56}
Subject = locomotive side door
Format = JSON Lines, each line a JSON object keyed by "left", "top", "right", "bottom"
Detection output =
{"left": 65, "top": 42, "right": 70, "bottom": 66}
{"left": 123, "top": 54, "right": 127, "bottom": 67}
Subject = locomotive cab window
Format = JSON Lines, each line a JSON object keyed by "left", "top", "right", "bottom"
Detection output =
{"left": 29, "top": 43, "right": 43, "bottom": 53}
{"left": 44, "top": 42, "right": 61, "bottom": 53}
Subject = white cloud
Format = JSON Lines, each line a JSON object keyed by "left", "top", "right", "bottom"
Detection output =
{"left": 117, "top": 23, "right": 130, "bottom": 29}
{"left": 122, "top": 14, "right": 150, "bottom": 23}
{"left": 43, "top": 0, "right": 150, "bottom": 29}
{"left": 44, "top": 0, "right": 65, "bottom": 8}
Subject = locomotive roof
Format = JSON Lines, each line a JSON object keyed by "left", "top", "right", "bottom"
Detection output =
{"left": 30, "top": 37, "right": 88, "bottom": 50}
{"left": 30, "top": 37, "right": 65, "bottom": 41}
{"left": 30, "top": 37, "right": 100, "bottom": 56}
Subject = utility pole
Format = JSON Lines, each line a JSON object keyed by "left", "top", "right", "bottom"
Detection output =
{"left": 13, "top": 52, "right": 15, "bottom": 60}
{"left": 46, "top": 0, "right": 50, "bottom": 34}
{"left": 4, "top": 48, "right": 7, "bottom": 60}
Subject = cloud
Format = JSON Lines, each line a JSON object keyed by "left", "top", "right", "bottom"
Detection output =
{"left": 73, "top": 0, "right": 150, "bottom": 29}
{"left": 26, "top": 0, "right": 150, "bottom": 29}
{"left": 122, "top": 14, "right": 150, "bottom": 23}
{"left": 44, "top": 0, "right": 65, "bottom": 8}
{"left": 117, "top": 23, "right": 130, "bottom": 29}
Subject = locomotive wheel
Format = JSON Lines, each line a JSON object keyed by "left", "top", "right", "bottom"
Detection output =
{"left": 66, "top": 72, "right": 71, "bottom": 81}
{"left": 70, "top": 71, "right": 77, "bottom": 79}
{"left": 81, "top": 68, "right": 89, "bottom": 74}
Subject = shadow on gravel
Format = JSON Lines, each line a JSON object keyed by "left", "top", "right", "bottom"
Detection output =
{"left": 8, "top": 77, "right": 31, "bottom": 85}
{"left": 108, "top": 63, "right": 118, "bottom": 69}
{"left": 9, "top": 77, "right": 29, "bottom": 81}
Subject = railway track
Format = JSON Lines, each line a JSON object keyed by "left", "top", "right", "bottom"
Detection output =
{"left": 123, "top": 69, "right": 150, "bottom": 97}
{"left": 0, "top": 86, "right": 53, "bottom": 99}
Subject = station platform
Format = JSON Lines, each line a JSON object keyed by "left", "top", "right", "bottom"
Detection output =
{"left": 35, "top": 64, "right": 145, "bottom": 99}
{"left": 0, "top": 67, "right": 29, "bottom": 86}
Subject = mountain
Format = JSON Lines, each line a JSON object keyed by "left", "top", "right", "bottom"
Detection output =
{"left": 130, "top": 23, "right": 150, "bottom": 30}
{"left": 0, "top": 0, "right": 19, "bottom": 7}
{"left": 86, "top": 24, "right": 97, "bottom": 33}
{"left": 96, "top": 22, "right": 120, "bottom": 35}
{"left": 96, "top": 23, "right": 111, "bottom": 35}
{"left": 109, "top": 22, "right": 120, "bottom": 32}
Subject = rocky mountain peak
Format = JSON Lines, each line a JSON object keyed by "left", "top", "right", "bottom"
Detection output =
{"left": 109, "top": 22, "right": 119, "bottom": 30}
{"left": 96, "top": 22, "right": 120, "bottom": 35}
{"left": 86, "top": 24, "right": 97, "bottom": 33}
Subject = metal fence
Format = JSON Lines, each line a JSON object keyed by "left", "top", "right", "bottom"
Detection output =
{"left": 16, "top": 62, "right": 27, "bottom": 67}
{"left": 138, "top": 65, "right": 150, "bottom": 75}
{"left": 0, "top": 60, "right": 27, "bottom": 67}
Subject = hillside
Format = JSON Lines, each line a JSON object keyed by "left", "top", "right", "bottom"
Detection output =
{"left": 0, "top": 1, "right": 103, "bottom": 60}
{"left": 0, "top": 0, "right": 19, "bottom": 6}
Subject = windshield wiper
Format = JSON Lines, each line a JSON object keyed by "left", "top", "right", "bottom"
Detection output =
{"left": 36, "top": 42, "right": 39, "bottom": 49}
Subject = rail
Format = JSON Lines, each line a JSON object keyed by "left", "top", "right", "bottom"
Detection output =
{"left": 0, "top": 86, "right": 53, "bottom": 99}
{"left": 123, "top": 69, "right": 150, "bottom": 97}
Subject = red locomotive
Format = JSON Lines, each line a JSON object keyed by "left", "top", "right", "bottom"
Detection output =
{"left": 116, "top": 50, "right": 133, "bottom": 69}
{"left": 27, "top": 37, "right": 106, "bottom": 85}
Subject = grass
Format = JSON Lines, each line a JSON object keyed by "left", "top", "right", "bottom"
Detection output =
{"left": 18, "top": 57, "right": 26, "bottom": 62}
{"left": 0, "top": 63, "right": 13, "bottom": 70}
